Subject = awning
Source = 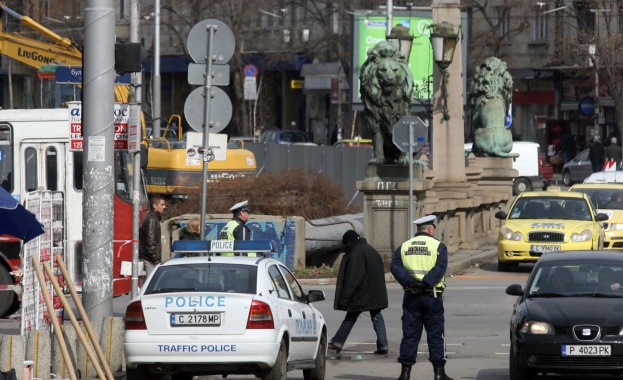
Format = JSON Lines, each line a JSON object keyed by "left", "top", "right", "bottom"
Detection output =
{"left": 242, "top": 53, "right": 310, "bottom": 71}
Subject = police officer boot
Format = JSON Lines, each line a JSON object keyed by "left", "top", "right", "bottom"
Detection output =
{"left": 433, "top": 365, "right": 454, "bottom": 380}
{"left": 397, "top": 365, "right": 411, "bottom": 380}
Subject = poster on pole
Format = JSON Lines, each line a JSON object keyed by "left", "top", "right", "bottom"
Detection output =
{"left": 68, "top": 101, "right": 131, "bottom": 151}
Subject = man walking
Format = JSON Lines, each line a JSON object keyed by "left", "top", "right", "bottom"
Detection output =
{"left": 328, "top": 230, "right": 389, "bottom": 355}
{"left": 589, "top": 136, "right": 605, "bottom": 172}
{"left": 391, "top": 215, "right": 453, "bottom": 380}
{"left": 605, "top": 137, "right": 622, "bottom": 170}
{"left": 139, "top": 195, "right": 166, "bottom": 278}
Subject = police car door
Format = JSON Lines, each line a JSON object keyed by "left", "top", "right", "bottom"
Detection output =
{"left": 267, "top": 264, "right": 307, "bottom": 361}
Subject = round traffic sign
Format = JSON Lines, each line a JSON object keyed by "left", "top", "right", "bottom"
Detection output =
{"left": 187, "top": 19, "right": 235, "bottom": 64}
{"left": 184, "top": 87, "right": 232, "bottom": 133}
{"left": 244, "top": 64, "right": 258, "bottom": 77}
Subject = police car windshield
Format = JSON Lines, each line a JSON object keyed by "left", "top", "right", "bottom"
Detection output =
{"left": 145, "top": 263, "right": 258, "bottom": 295}
{"left": 508, "top": 197, "right": 591, "bottom": 221}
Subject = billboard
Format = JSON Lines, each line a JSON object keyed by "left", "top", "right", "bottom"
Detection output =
{"left": 351, "top": 10, "right": 468, "bottom": 111}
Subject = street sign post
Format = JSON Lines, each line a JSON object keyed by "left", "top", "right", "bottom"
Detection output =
{"left": 185, "top": 19, "right": 235, "bottom": 243}
{"left": 392, "top": 115, "right": 429, "bottom": 237}
{"left": 187, "top": 63, "right": 230, "bottom": 86}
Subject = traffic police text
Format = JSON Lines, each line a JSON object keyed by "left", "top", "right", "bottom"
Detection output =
{"left": 157, "top": 344, "right": 236, "bottom": 352}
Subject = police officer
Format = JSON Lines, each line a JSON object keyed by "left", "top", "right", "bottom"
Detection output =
{"left": 390, "top": 215, "right": 453, "bottom": 380}
{"left": 219, "top": 200, "right": 255, "bottom": 256}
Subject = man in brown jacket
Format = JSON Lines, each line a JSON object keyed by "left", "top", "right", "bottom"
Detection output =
{"left": 139, "top": 195, "right": 166, "bottom": 278}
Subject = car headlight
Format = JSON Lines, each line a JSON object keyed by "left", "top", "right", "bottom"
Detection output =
{"left": 610, "top": 223, "right": 623, "bottom": 231}
{"left": 501, "top": 227, "right": 523, "bottom": 241}
{"left": 570, "top": 229, "right": 592, "bottom": 242}
{"left": 520, "top": 321, "right": 554, "bottom": 335}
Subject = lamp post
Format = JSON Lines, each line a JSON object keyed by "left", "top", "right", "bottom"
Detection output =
{"left": 387, "top": 24, "right": 414, "bottom": 61}
{"left": 430, "top": 22, "right": 459, "bottom": 121}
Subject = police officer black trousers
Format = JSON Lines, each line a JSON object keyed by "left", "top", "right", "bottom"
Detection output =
{"left": 397, "top": 292, "right": 453, "bottom": 380}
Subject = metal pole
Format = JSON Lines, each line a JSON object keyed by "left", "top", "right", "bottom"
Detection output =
{"left": 199, "top": 25, "right": 216, "bottom": 242}
{"left": 130, "top": 0, "right": 141, "bottom": 299}
{"left": 386, "top": 0, "right": 393, "bottom": 36}
{"left": 82, "top": 0, "right": 115, "bottom": 321}
{"left": 152, "top": 0, "right": 161, "bottom": 138}
{"left": 408, "top": 121, "right": 414, "bottom": 238}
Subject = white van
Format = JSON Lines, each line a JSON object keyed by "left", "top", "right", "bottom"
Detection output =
{"left": 465, "top": 141, "right": 544, "bottom": 195}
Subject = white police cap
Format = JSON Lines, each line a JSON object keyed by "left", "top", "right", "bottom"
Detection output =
{"left": 230, "top": 200, "right": 250, "bottom": 212}
{"left": 413, "top": 215, "right": 436, "bottom": 226}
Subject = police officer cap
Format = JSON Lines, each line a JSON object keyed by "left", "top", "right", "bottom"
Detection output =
{"left": 230, "top": 200, "right": 251, "bottom": 212}
{"left": 413, "top": 215, "right": 436, "bottom": 227}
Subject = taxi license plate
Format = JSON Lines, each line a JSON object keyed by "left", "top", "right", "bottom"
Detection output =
{"left": 562, "top": 345, "right": 611, "bottom": 356}
{"left": 170, "top": 313, "right": 221, "bottom": 326}
{"left": 531, "top": 245, "right": 561, "bottom": 253}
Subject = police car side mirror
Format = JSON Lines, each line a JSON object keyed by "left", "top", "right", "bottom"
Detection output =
{"left": 306, "top": 290, "right": 325, "bottom": 303}
{"left": 495, "top": 211, "right": 507, "bottom": 220}
{"left": 595, "top": 213, "right": 609, "bottom": 222}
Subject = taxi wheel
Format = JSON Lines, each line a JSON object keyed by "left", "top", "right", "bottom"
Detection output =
{"left": 303, "top": 333, "right": 326, "bottom": 380}
{"left": 262, "top": 341, "right": 287, "bottom": 380}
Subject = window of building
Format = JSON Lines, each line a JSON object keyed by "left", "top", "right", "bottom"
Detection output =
{"left": 119, "top": 0, "right": 127, "bottom": 19}
{"left": 25, "top": 147, "right": 37, "bottom": 192}
{"left": 45, "top": 147, "right": 58, "bottom": 191}
{"left": 575, "top": 1, "right": 595, "bottom": 40}
{"left": 495, "top": 7, "right": 511, "bottom": 40}
{"left": 0, "top": 125, "right": 13, "bottom": 193}
{"left": 532, "top": 7, "right": 548, "bottom": 41}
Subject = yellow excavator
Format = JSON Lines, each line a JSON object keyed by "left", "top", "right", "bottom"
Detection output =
{"left": 0, "top": 2, "right": 257, "bottom": 196}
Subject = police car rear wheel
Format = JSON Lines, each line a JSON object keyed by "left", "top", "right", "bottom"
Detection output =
{"left": 303, "top": 333, "right": 326, "bottom": 380}
{"left": 262, "top": 341, "right": 287, "bottom": 380}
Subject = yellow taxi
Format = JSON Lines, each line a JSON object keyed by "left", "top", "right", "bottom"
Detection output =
{"left": 569, "top": 183, "right": 623, "bottom": 250}
{"left": 494, "top": 191, "right": 609, "bottom": 272}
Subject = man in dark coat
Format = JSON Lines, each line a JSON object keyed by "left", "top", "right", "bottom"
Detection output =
{"left": 327, "top": 230, "right": 389, "bottom": 354}
{"left": 605, "top": 137, "right": 622, "bottom": 170}
{"left": 588, "top": 136, "right": 605, "bottom": 172}
{"left": 139, "top": 195, "right": 166, "bottom": 278}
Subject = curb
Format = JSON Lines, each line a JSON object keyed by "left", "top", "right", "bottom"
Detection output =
{"left": 298, "top": 247, "right": 499, "bottom": 286}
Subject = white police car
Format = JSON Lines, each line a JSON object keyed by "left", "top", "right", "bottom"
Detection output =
{"left": 124, "top": 240, "right": 327, "bottom": 380}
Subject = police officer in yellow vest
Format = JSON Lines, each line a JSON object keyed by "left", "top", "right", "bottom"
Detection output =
{"left": 219, "top": 200, "right": 256, "bottom": 256}
{"left": 390, "top": 215, "right": 453, "bottom": 380}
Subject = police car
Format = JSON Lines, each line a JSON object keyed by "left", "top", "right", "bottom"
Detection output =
{"left": 124, "top": 240, "right": 327, "bottom": 380}
{"left": 495, "top": 191, "right": 608, "bottom": 272}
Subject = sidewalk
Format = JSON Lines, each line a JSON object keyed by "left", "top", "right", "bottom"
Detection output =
{"left": 299, "top": 245, "right": 499, "bottom": 285}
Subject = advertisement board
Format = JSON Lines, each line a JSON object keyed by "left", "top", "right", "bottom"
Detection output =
{"left": 68, "top": 101, "right": 131, "bottom": 151}
{"left": 351, "top": 10, "right": 468, "bottom": 111}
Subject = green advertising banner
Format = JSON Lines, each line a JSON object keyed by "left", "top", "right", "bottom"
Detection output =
{"left": 357, "top": 16, "right": 434, "bottom": 101}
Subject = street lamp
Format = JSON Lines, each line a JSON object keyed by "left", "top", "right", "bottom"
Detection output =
{"left": 430, "top": 22, "right": 459, "bottom": 120}
{"left": 387, "top": 24, "right": 414, "bottom": 61}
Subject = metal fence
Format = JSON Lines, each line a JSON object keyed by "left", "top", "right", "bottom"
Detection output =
{"left": 242, "top": 143, "right": 374, "bottom": 208}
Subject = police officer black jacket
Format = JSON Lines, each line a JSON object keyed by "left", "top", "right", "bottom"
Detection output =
{"left": 334, "top": 238, "right": 388, "bottom": 312}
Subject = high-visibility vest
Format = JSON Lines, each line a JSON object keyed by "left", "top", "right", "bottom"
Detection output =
{"left": 400, "top": 234, "right": 446, "bottom": 293}
{"left": 219, "top": 220, "right": 257, "bottom": 257}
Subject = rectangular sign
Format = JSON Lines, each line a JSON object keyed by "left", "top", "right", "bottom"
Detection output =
{"left": 56, "top": 66, "right": 131, "bottom": 84}
{"left": 210, "top": 240, "right": 234, "bottom": 252}
{"left": 290, "top": 79, "right": 303, "bottom": 89}
{"left": 127, "top": 104, "right": 142, "bottom": 152}
{"left": 68, "top": 101, "right": 132, "bottom": 151}
{"left": 244, "top": 77, "right": 257, "bottom": 100}
{"left": 187, "top": 63, "right": 230, "bottom": 86}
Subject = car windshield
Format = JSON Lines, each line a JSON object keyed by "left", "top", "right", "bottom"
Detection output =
{"left": 570, "top": 188, "right": 623, "bottom": 210}
{"left": 281, "top": 132, "right": 308, "bottom": 143}
{"left": 145, "top": 263, "right": 257, "bottom": 294}
{"left": 527, "top": 260, "right": 623, "bottom": 298}
{"left": 508, "top": 197, "right": 591, "bottom": 221}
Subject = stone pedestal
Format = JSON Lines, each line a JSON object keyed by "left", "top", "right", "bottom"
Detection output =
{"left": 358, "top": 164, "right": 432, "bottom": 259}
{"left": 473, "top": 156, "right": 517, "bottom": 201}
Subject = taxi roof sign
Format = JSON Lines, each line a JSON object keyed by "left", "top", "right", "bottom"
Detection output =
{"left": 171, "top": 239, "right": 277, "bottom": 256}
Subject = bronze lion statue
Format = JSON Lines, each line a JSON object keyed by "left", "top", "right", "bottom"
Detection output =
{"left": 360, "top": 41, "right": 413, "bottom": 165}
{"left": 469, "top": 57, "right": 517, "bottom": 157}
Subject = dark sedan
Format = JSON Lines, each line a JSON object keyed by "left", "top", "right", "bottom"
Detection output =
{"left": 506, "top": 251, "right": 623, "bottom": 380}
{"left": 561, "top": 149, "right": 592, "bottom": 186}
